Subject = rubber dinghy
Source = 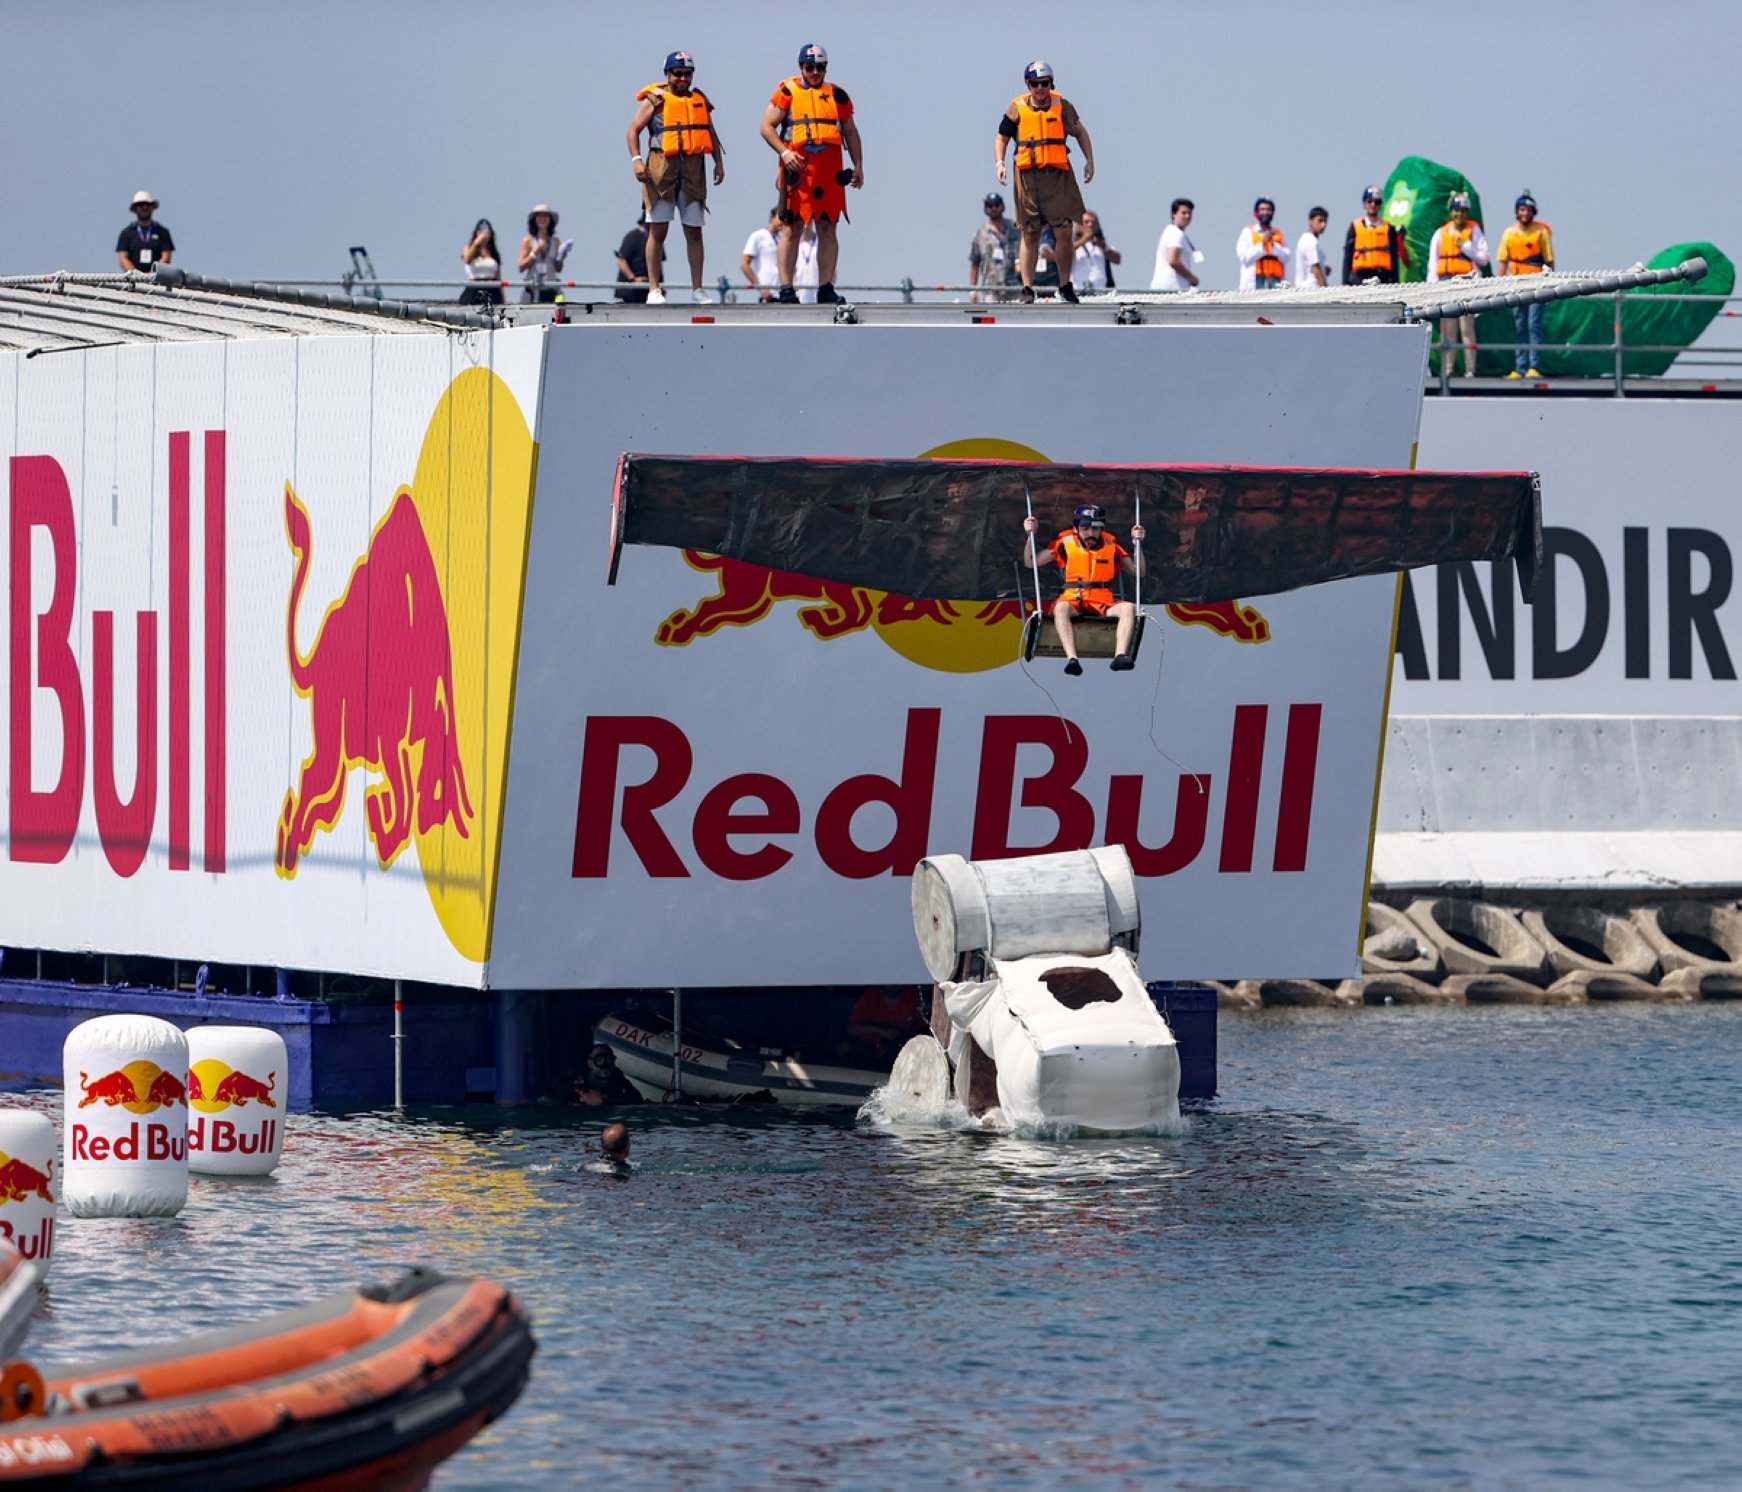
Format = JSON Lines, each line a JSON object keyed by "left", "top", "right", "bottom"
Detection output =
{"left": 896, "top": 845, "right": 1180, "bottom": 1134}
{"left": 0, "top": 1268, "right": 534, "bottom": 1489}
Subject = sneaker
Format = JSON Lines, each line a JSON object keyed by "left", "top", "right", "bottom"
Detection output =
{"left": 1058, "top": 282, "right": 1079, "bottom": 304}
{"left": 646, "top": 287, "right": 667, "bottom": 305}
{"left": 816, "top": 283, "right": 841, "bottom": 304}
{"left": 690, "top": 287, "right": 709, "bottom": 304}
{"left": 1018, "top": 286, "right": 1036, "bottom": 303}
{"left": 1525, "top": 368, "right": 1544, "bottom": 379}
{"left": 777, "top": 286, "right": 799, "bottom": 304}
{"left": 1110, "top": 654, "right": 1134, "bottom": 672}
{"left": 1504, "top": 370, "right": 1523, "bottom": 379}
{"left": 1063, "top": 658, "right": 1083, "bottom": 676}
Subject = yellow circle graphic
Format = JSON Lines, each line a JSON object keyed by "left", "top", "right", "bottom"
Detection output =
{"left": 868, "top": 437, "right": 1049, "bottom": 673}
{"left": 408, "top": 369, "right": 537, "bottom": 963}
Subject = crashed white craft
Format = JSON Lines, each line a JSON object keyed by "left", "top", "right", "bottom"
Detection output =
{"left": 899, "top": 845, "right": 1180, "bottom": 1133}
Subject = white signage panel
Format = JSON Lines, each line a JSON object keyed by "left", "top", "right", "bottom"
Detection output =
{"left": 489, "top": 322, "right": 1429, "bottom": 987}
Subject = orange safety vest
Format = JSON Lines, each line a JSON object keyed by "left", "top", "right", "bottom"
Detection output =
{"left": 1351, "top": 219, "right": 1394, "bottom": 274}
{"left": 636, "top": 83, "right": 716, "bottom": 155}
{"left": 1250, "top": 227, "right": 1285, "bottom": 282}
{"left": 1504, "top": 223, "right": 1552, "bottom": 275}
{"left": 1012, "top": 95, "right": 1070, "bottom": 171}
{"left": 1436, "top": 221, "right": 1475, "bottom": 277}
{"left": 780, "top": 77, "right": 843, "bottom": 148}
{"left": 1053, "top": 531, "right": 1125, "bottom": 599}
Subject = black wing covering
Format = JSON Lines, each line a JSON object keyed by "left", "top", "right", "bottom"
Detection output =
{"left": 612, "top": 455, "right": 1542, "bottom": 604}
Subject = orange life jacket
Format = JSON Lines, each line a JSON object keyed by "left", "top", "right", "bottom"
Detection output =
{"left": 1250, "top": 227, "right": 1285, "bottom": 282}
{"left": 636, "top": 83, "right": 716, "bottom": 155}
{"left": 1012, "top": 95, "right": 1069, "bottom": 171}
{"left": 1054, "top": 531, "right": 1124, "bottom": 597}
{"left": 1436, "top": 221, "right": 1475, "bottom": 277}
{"left": 780, "top": 77, "right": 843, "bottom": 148}
{"left": 1504, "top": 223, "right": 1552, "bottom": 275}
{"left": 1351, "top": 219, "right": 1394, "bottom": 274}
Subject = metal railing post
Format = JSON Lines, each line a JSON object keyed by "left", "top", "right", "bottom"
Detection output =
{"left": 1613, "top": 289, "right": 1626, "bottom": 398}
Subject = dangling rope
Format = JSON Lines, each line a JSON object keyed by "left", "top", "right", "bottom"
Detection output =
{"left": 1131, "top": 483, "right": 1197, "bottom": 785}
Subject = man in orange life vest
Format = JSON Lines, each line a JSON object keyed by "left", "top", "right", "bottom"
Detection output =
{"left": 761, "top": 43, "right": 864, "bottom": 305}
{"left": 1342, "top": 185, "right": 1406, "bottom": 286}
{"left": 628, "top": 52, "right": 726, "bottom": 305}
{"left": 1498, "top": 190, "right": 1555, "bottom": 377}
{"left": 1022, "top": 505, "right": 1146, "bottom": 674}
{"left": 627, "top": 50, "right": 726, "bottom": 306}
{"left": 1236, "top": 197, "right": 1289, "bottom": 291}
{"left": 996, "top": 60, "right": 1095, "bottom": 305}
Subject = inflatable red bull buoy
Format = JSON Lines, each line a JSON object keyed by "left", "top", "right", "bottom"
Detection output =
{"left": 61, "top": 1014, "right": 188, "bottom": 1218}
{"left": 0, "top": 1109, "right": 56, "bottom": 1274}
{"left": 185, "top": 1026, "right": 287, "bottom": 1176}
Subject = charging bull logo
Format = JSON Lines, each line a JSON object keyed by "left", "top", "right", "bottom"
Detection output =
{"left": 76, "top": 1061, "right": 185, "bottom": 1113}
{"left": 188, "top": 1060, "right": 277, "bottom": 1110}
{"left": 0, "top": 1152, "right": 53, "bottom": 1203}
{"left": 276, "top": 485, "right": 474, "bottom": 878}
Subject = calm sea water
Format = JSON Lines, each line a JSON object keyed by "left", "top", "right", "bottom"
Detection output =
{"left": 14, "top": 1003, "right": 1742, "bottom": 1487}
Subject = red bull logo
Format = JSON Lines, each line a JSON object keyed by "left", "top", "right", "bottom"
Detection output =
{"left": 75, "top": 1061, "right": 185, "bottom": 1113}
{"left": 275, "top": 485, "right": 474, "bottom": 878}
{"left": 188, "top": 1060, "right": 277, "bottom": 1110}
{"left": 1165, "top": 599, "right": 1271, "bottom": 643}
{"left": 0, "top": 1152, "right": 53, "bottom": 1204}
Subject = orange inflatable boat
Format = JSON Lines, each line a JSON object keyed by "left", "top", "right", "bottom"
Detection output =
{"left": 0, "top": 1268, "right": 534, "bottom": 1488}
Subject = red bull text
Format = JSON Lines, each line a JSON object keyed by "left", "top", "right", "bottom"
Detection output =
{"left": 68, "top": 1122, "right": 186, "bottom": 1163}
{"left": 276, "top": 486, "right": 474, "bottom": 876}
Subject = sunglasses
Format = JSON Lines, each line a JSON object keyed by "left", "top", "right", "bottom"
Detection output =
{"left": 802, "top": 63, "right": 826, "bottom": 72}
{"left": 669, "top": 69, "right": 693, "bottom": 77}
{"left": 1030, "top": 79, "right": 1053, "bottom": 88}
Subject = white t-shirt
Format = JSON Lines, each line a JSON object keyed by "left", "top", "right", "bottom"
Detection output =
{"left": 1151, "top": 223, "right": 1196, "bottom": 291}
{"left": 1073, "top": 239, "right": 1113, "bottom": 293}
{"left": 742, "top": 227, "right": 780, "bottom": 290}
{"left": 795, "top": 229, "right": 820, "bottom": 303}
{"left": 1294, "top": 229, "right": 1330, "bottom": 287}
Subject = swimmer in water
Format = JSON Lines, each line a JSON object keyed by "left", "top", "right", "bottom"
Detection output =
{"left": 600, "top": 1122, "right": 631, "bottom": 1174}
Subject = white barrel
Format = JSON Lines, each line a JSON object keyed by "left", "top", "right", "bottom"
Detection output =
{"left": 912, "top": 847, "right": 1142, "bottom": 982}
{"left": 62, "top": 1014, "right": 188, "bottom": 1218}
{"left": 0, "top": 1109, "right": 57, "bottom": 1272}
{"left": 186, "top": 1026, "right": 286, "bottom": 1175}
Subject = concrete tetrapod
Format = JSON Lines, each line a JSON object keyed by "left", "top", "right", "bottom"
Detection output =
{"left": 1406, "top": 899, "right": 1551, "bottom": 983}
{"left": 1362, "top": 901, "right": 1444, "bottom": 981}
{"left": 1522, "top": 907, "right": 1658, "bottom": 981}
{"left": 1232, "top": 979, "right": 1359, "bottom": 1008}
{"left": 1547, "top": 969, "right": 1681, "bottom": 1002}
{"left": 1630, "top": 903, "right": 1742, "bottom": 979}
{"left": 1338, "top": 973, "right": 1460, "bottom": 1005}
{"left": 1441, "top": 973, "right": 1583, "bottom": 1005}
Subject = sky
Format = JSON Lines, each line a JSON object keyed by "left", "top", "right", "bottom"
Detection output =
{"left": 6, "top": 0, "right": 1739, "bottom": 301}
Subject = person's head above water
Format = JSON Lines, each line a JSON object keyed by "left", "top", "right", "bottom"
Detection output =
{"left": 601, "top": 1123, "right": 631, "bottom": 1161}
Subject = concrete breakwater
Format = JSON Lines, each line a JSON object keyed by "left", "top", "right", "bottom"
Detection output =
{"left": 1216, "top": 898, "right": 1742, "bottom": 1007}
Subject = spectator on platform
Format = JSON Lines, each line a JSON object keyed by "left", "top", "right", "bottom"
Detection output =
{"left": 969, "top": 191, "right": 1022, "bottom": 303}
{"left": 1072, "top": 210, "right": 1121, "bottom": 295}
{"left": 520, "top": 203, "right": 570, "bottom": 303}
{"left": 1150, "top": 198, "right": 1199, "bottom": 291}
{"left": 1236, "top": 197, "right": 1289, "bottom": 291}
{"left": 741, "top": 206, "right": 782, "bottom": 301}
{"left": 459, "top": 219, "right": 504, "bottom": 306}
{"left": 1498, "top": 190, "right": 1555, "bottom": 378}
{"left": 1342, "top": 185, "right": 1405, "bottom": 286}
{"left": 1295, "top": 205, "right": 1331, "bottom": 288}
{"left": 117, "top": 190, "right": 174, "bottom": 273}
{"left": 614, "top": 213, "right": 662, "bottom": 303}
{"left": 1427, "top": 193, "right": 1491, "bottom": 377}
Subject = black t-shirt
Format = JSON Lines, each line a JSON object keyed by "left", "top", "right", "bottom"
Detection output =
{"left": 117, "top": 219, "right": 175, "bottom": 270}
{"left": 614, "top": 226, "right": 664, "bottom": 302}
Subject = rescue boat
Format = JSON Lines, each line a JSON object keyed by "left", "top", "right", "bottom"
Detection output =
{"left": 595, "top": 1011, "right": 889, "bottom": 1107}
{"left": 0, "top": 1268, "right": 534, "bottom": 1489}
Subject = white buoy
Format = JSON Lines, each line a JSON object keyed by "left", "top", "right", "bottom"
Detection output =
{"left": 0, "top": 1109, "right": 57, "bottom": 1271}
{"left": 185, "top": 1027, "right": 286, "bottom": 1176}
{"left": 62, "top": 1014, "right": 189, "bottom": 1218}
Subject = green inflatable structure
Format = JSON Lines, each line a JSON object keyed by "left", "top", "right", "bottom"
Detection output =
{"left": 1380, "top": 155, "right": 1731, "bottom": 377}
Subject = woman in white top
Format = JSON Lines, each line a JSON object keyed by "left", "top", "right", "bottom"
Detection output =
{"left": 1071, "top": 211, "right": 1121, "bottom": 294}
{"left": 518, "top": 203, "right": 569, "bottom": 304}
{"left": 460, "top": 218, "right": 503, "bottom": 306}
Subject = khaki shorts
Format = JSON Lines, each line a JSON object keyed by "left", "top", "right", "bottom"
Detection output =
{"left": 1012, "top": 167, "right": 1085, "bottom": 234}
{"left": 643, "top": 153, "right": 708, "bottom": 227}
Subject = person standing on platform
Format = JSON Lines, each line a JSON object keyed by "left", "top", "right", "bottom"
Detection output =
{"left": 741, "top": 206, "right": 782, "bottom": 301}
{"left": 116, "top": 190, "right": 174, "bottom": 272}
{"left": 1236, "top": 197, "right": 1289, "bottom": 291}
{"left": 1498, "top": 190, "right": 1555, "bottom": 378}
{"left": 1342, "top": 185, "right": 1405, "bottom": 286}
{"left": 520, "top": 203, "right": 570, "bottom": 303}
{"left": 628, "top": 49, "right": 725, "bottom": 305}
{"left": 761, "top": 43, "right": 863, "bottom": 305}
{"left": 1295, "top": 205, "right": 1331, "bottom": 288}
{"left": 1151, "top": 198, "right": 1199, "bottom": 291}
{"left": 1072, "top": 210, "right": 1120, "bottom": 295}
{"left": 996, "top": 60, "right": 1094, "bottom": 304}
{"left": 968, "top": 191, "right": 1022, "bottom": 303}
{"left": 613, "top": 213, "right": 660, "bottom": 303}
{"left": 1427, "top": 193, "right": 1491, "bottom": 377}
